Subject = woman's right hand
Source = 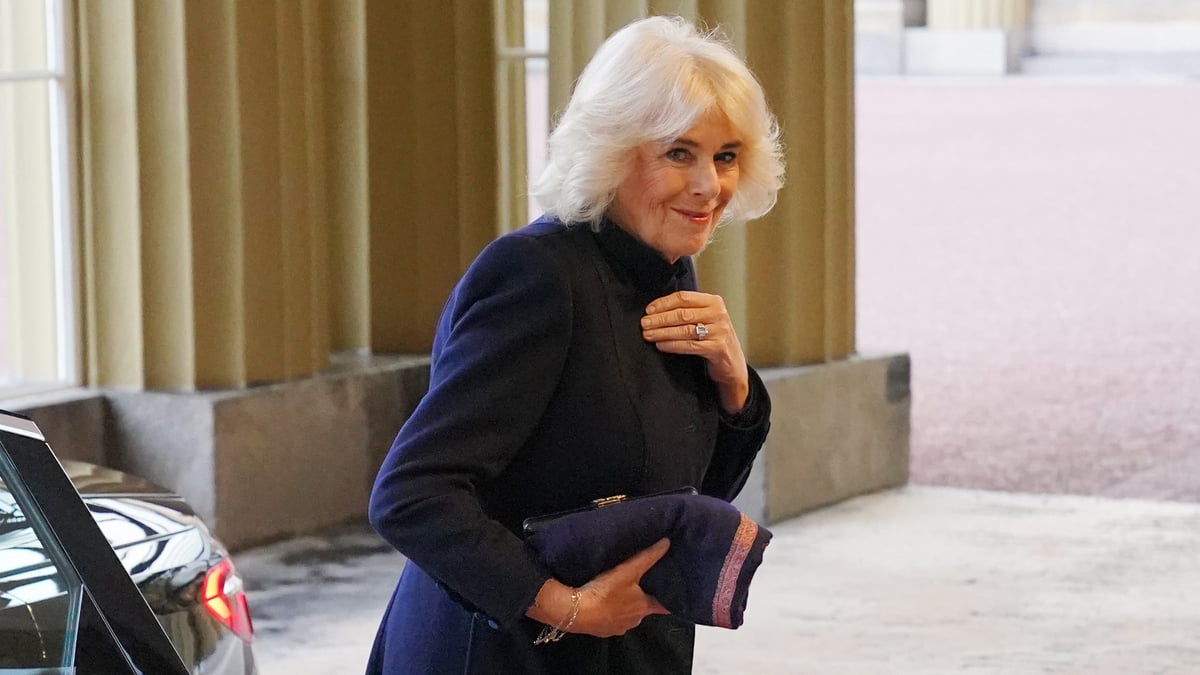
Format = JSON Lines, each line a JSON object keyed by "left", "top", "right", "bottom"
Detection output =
{"left": 528, "top": 538, "right": 671, "bottom": 638}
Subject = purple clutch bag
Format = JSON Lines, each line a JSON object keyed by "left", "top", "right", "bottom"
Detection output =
{"left": 522, "top": 489, "right": 771, "bottom": 629}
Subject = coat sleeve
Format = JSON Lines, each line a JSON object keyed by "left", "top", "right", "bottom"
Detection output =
{"left": 368, "top": 233, "right": 572, "bottom": 628}
{"left": 700, "top": 365, "right": 772, "bottom": 501}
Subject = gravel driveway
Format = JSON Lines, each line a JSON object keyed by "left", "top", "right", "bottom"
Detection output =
{"left": 856, "top": 77, "right": 1200, "bottom": 501}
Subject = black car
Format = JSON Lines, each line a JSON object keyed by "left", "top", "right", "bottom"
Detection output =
{"left": 0, "top": 409, "right": 257, "bottom": 673}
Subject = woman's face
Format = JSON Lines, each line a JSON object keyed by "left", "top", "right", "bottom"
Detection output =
{"left": 608, "top": 110, "right": 741, "bottom": 263}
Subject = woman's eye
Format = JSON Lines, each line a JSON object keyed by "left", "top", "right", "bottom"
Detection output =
{"left": 715, "top": 151, "right": 738, "bottom": 164}
{"left": 665, "top": 148, "right": 690, "bottom": 161}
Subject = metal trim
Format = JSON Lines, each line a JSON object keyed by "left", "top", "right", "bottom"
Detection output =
{"left": 0, "top": 411, "right": 45, "bottom": 440}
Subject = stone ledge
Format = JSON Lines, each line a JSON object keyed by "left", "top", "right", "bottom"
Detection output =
{"left": 6, "top": 355, "right": 432, "bottom": 550}
{"left": 733, "top": 353, "right": 912, "bottom": 524}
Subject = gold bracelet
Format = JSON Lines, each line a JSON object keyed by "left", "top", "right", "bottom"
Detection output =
{"left": 533, "top": 588, "right": 581, "bottom": 645}
{"left": 559, "top": 588, "right": 582, "bottom": 633}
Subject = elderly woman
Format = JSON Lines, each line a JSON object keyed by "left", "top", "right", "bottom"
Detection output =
{"left": 367, "top": 15, "right": 784, "bottom": 675}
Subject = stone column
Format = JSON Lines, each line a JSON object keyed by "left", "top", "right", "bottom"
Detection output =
{"left": 180, "top": 0, "right": 249, "bottom": 388}
{"left": 134, "top": 0, "right": 195, "bottom": 389}
{"left": 78, "top": 0, "right": 156, "bottom": 388}
{"left": 739, "top": 1, "right": 857, "bottom": 365}
{"left": 77, "top": 0, "right": 504, "bottom": 383}
{"left": 320, "top": 0, "right": 370, "bottom": 354}
{"left": 364, "top": 1, "right": 500, "bottom": 352}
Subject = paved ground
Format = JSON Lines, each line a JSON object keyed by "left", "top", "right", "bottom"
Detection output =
{"left": 236, "top": 78, "right": 1200, "bottom": 673}
{"left": 692, "top": 489, "right": 1200, "bottom": 675}
{"left": 237, "top": 488, "right": 1200, "bottom": 674}
{"left": 236, "top": 526, "right": 397, "bottom": 674}
{"left": 857, "top": 78, "right": 1200, "bottom": 500}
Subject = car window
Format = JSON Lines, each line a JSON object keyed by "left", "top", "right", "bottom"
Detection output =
{"left": 0, "top": 461, "right": 83, "bottom": 671}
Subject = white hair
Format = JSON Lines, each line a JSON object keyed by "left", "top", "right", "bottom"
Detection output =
{"left": 530, "top": 15, "right": 784, "bottom": 229}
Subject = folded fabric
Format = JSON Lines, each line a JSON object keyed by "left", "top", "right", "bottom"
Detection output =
{"left": 523, "top": 492, "right": 771, "bottom": 629}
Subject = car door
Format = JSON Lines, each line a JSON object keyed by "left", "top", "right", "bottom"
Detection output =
{"left": 0, "top": 410, "right": 190, "bottom": 674}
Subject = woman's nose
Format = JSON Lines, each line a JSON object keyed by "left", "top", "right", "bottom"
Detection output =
{"left": 690, "top": 161, "right": 720, "bottom": 200}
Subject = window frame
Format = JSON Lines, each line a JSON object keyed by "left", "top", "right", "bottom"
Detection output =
{"left": 0, "top": 0, "right": 81, "bottom": 397}
{"left": 494, "top": 0, "right": 549, "bottom": 230}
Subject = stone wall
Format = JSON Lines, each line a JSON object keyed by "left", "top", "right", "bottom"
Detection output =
{"left": 735, "top": 354, "right": 911, "bottom": 524}
{"left": 11, "top": 355, "right": 430, "bottom": 549}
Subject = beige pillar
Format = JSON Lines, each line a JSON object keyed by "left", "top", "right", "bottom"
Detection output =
{"left": 181, "top": 0, "right": 248, "bottom": 389}
{"left": 741, "top": 1, "right": 856, "bottom": 365}
{"left": 545, "top": 0, "right": 856, "bottom": 365}
{"left": 276, "top": 0, "right": 325, "bottom": 379}
{"left": 134, "top": 0, "right": 194, "bottom": 389}
{"left": 452, "top": 5, "right": 505, "bottom": 269}
{"left": 73, "top": 0, "right": 521, "bottom": 384}
{"left": 365, "top": 1, "right": 500, "bottom": 352}
{"left": 78, "top": 0, "right": 147, "bottom": 388}
{"left": 299, "top": 0, "right": 332, "bottom": 373}
{"left": 233, "top": 0, "right": 284, "bottom": 385}
{"left": 78, "top": 0, "right": 350, "bottom": 389}
{"left": 320, "top": 0, "right": 370, "bottom": 353}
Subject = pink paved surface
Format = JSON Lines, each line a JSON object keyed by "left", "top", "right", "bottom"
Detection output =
{"left": 856, "top": 78, "right": 1200, "bottom": 501}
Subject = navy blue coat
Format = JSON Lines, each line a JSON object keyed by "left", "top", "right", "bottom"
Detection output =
{"left": 366, "top": 216, "right": 771, "bottom": 674}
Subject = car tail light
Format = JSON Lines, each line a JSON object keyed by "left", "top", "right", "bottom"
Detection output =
{"left": 201, "top": 558, "right": 254, "bottom": 643}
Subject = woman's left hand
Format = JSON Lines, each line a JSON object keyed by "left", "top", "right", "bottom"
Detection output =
{"left": 641, "top": 290, "right": 750, "bottom": 413}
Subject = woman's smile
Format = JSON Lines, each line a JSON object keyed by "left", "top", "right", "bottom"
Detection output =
{"left": 673, "top": 208, "right": 715, "bottom": 225}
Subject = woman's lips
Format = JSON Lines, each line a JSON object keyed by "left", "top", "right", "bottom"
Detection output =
{"left": 673, "top": 208, "right": 713, "bottom": 224}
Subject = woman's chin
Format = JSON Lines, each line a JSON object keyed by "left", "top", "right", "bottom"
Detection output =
{"left": 665, "top": 240, "right": 710, "bottom": 262}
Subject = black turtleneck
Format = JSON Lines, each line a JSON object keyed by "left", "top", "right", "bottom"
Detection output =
{"left": 591, "top": 217, "right": 764, "bottom": 424}
{"left": 592, "top": 216, "right": 691, "bottom": 294}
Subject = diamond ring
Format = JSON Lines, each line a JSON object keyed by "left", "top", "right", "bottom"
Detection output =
{"left": 695, "top": 323, "right": 709, "bottom": 341}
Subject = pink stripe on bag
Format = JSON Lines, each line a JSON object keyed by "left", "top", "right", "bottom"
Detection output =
{"left": 711, "top": 514, "right": 758, "bottom": 628}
